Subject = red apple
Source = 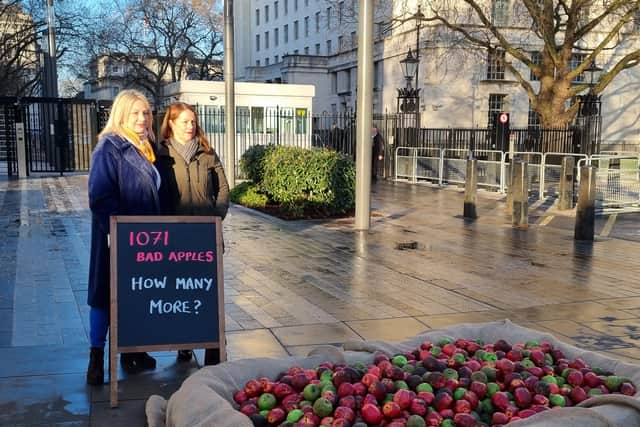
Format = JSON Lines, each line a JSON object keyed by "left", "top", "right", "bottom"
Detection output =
{"left": 333, "top": 406, "right": 355, "bottom": 422}
{"left": 361, "top": 403, "right": 383, "bottom": 425}
{"left": 392, "top": 389, "right": 413, "bottom": 410}
{"left": 243, "top": 379, "right": 263, "bottom": 397}
{"left": 382, "top": 401, "right": 402, "bottom": 419}
{"left": 267, "top": 407, "right": 286, "bottom": 425}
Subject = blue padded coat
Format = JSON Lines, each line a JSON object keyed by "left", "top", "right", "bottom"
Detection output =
{"left": 87, "top": 133, "right": 160, "bottom": 309}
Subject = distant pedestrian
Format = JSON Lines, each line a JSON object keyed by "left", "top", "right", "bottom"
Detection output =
{"left": 86, "top": 89, "right": 160, "bottom": 385}
{"left": 156, "top": 102, "right": 229, "bottom": 366}
{"left": 372, "top": 126, "right": 384, "bottom": 182}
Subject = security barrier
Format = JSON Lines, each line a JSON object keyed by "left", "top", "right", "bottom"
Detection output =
{"left": 540, "top": 153, "right": 588, "bottom": 199}
{"left": 395, "top": 148, "right": 640, "bottom": 213}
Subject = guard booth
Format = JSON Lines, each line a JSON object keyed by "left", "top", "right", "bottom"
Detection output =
{"left": 0, "top": 97, "right": 99, "bottom": 177}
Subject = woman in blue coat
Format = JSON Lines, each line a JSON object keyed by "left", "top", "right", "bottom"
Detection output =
{"left": 86, "top": 89, "right": 161, "bottom": 385}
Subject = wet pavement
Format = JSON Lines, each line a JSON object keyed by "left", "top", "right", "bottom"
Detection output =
{"left": 0, "top": 174, "right": 639, "bottom": 426}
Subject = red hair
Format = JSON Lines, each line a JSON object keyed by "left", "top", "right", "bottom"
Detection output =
{"left": 160, "top": 102, "right": 212, "bottom": 154}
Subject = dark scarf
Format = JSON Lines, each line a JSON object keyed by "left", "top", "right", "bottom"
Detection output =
{"left": 170, "top": 138, "right": 199, "bottom": 164}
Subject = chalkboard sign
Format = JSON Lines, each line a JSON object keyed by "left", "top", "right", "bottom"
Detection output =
{"left": 109, "top": 215, "right": 224, "bottom": 407}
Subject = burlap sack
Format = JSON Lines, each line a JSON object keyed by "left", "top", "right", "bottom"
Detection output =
{"left": 146, "top": 320, "right": 640, "bottom": 427}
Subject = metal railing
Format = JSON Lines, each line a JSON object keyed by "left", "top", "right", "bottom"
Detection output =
{"left": 395, "top": 148, "right": 640, "bottom": 213}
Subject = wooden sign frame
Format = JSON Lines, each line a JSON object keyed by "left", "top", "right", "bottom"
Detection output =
{"left": 109, "top": 215, "right": 225, "bottom": 408}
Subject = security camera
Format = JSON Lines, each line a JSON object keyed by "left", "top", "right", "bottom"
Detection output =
{"left": 209, "top": 96, "right": 218, "bottom": 101}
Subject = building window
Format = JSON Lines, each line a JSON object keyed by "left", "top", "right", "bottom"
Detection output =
{"left": 331, "top": 72, "right": 337, "bottom": 94}
{"left": 265, "top": 57, "right": 270, "bottom": 65}
{"left": 284, "top": 0, "right": 288, "bottom": 15}
{"left": 294, "top": 20, "right": 299, "bottom": 39}
{"left": 530, "top": 51, "right": 541, "bottom": 81}
{"left": 265, "top": 5, "right": 269, "bottom": 22}
{"left": 304, "top": 46, "right": 309, "bottom": 55}
{"left": 256, "top": 34, "right": 260, "bottom": 51}
{"left": 487, "top": 49, "right": 505, "bottom": 80}
{"left": 274, "top": 28, "right": 279, "bottom": 46}
{"left": 315, "top": 43, "right": 321, "bottom": 55}
{"left": 528, "top": 101, "right": 540, "bottom": 128}
{"left": 315, "top": 11, "right": 320, "bottom": 32}
{"left": 304, "top": 0, "right": 309, "bottom": 6}
{"left": 578, "top": 4, "right": 590, "bottom": 28}
{"left": 265, "top": 31, "right": 269, "bottom": 49}
{"left": 304, "top": 16, "right": 309, "bottom": 37}
{"left": 236, "top": 107, "right": 250, "bottom": 134}
{"left": 338, "top": 35, "right": 344, "bottom": 52}
{"left": 570, "top": 52, "right": 587, "bottom": 83}
{"left": 284, "top": 24, "right": 289, "bottom": 42}
{"left": 491, "top": 0, "right": 509, "bottom": 26}
{"left": 326, "top": 7, "right": 332, "bottom": 29}
{"left": 274, "top": 1, "right": 278, "bottom": 19}
{"left": 327, "top": 39, "right": 332, "bottom": 55}
{"left": 256, "top": 60, "right": 260, "bottom": 66}
{"left": 351, "top": 31, "right": 356, "bottom": 49}
{"left": 256, "top": 8, "right": 260, "bottom": 26}
{"left": 376, "top": 22, "right": 385, "bottom": 39}
{"left": 295, "top": 108, "right": 308, "bottom": 134}
{"left": 294, "top": 49, "right": 299, "bottom": 54}
{"left": 488, "top": 94, "right": 506, "bottom": 126}
{"left": 374, "top": 61, "right": 381, "bottom": 90}
{"left": 294, "top": 0, "right": 298, "bottom": 11}
{"left": 275, "top": 55, "right": 279, "bottom": 63}
{"left": 266, "top": 107, "right": 278, "bottom": 134}
{"left": 338, "top": 1, "right": 344, "bottom": 25}
{"left": 252, "top": 107, "right": 264, "bottom": 133}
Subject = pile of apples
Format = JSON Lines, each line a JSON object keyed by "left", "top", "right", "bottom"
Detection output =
{"left": 232, "top": 337, "right": 636, "bottom": 426}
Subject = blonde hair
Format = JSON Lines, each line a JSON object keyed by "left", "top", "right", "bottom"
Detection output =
{"left": 98, "top": 89, "right": 155, "bottom": 141}
{"left": 160, "top": 102, "right": 212, "bottom": 154}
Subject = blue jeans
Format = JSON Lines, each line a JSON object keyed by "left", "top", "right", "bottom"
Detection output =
{"left": 89, "top": 307, "right": 109, "bottom": 349}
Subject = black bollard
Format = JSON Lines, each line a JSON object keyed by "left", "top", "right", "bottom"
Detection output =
{"left": 512, "top": 159, "right": 529, "bottom": 229}
{"left": 558, "top": 156, "right": 575, "bottom": 210}
{"left": 575, "top": 165, "right": 596, "bottom": 241}
{"left": 464, "top": 158, "right": 478, "bottom": 219}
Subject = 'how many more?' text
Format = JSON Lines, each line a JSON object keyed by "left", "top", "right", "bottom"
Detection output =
{"left": 131, "top": 276, "right": 215, "bottom": 292}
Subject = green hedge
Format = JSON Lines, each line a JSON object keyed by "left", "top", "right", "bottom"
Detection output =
{"left": 229, "top": 182, "right": 268, "bottom": 208}
{"left": 239, "top": 145, "right": 273, "bottom": 183}
{"left": 239, "top": 145, "right": 355, "bottom": 218}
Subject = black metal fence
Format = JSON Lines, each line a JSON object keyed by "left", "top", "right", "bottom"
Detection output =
{"left": 0, "top": 97, "right": 98, "bottom": 176}
{"left": 0, "top": 102, "right": 18, "bottom": 175}
{"left": 310, "top": 113, "right": 597, "bottom": 157}
{"left": 1, "top": 100, "right": 600, "bottom": 179}
{"left": 414, "top": 127, "right": 581, "bottom": 153}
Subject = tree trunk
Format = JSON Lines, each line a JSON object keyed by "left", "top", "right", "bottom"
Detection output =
{"left": 536, "top": 78, "right": 576, "bottom": 128}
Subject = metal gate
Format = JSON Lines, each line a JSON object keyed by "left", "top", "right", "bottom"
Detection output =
{"left": 0, "top": 102, "right": 18, "bottom": 176}
{"left": 0, "top": 97, "right": 99, "bottom": 176}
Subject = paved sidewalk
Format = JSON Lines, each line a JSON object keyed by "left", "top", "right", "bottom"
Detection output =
{"left": 0, "top": 174, "right": 639, "bottom": 426}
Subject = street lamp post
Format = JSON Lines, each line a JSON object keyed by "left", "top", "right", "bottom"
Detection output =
{"left": 577, "top": 61, "right": 603, "bottom": 155}
{"left": 397, "top": 49, "right": 420, "bottom": 113}
{"left": 391, "top": 6, "right": 427, "bottom": 147}
{"left": 411, "top": 7, "right": 425, "bottom": 94}
{"left": 397, "top": 48, "right": 420, "bottom": 147}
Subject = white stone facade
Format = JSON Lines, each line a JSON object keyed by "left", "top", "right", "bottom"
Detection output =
{"left": 234, "top": 0, "right": 640, "bottom": 150}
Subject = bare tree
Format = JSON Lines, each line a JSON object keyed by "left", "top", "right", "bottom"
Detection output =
{"left": 0, "top": 1, "right": 43, "bottom": 96}
{"left": 418, "top": 0, "right": 640, "bottom": 127}
{"left": 325, "top": 0, "right": 640, "bottom": 127}
{"left": 89, "top": 0, "right": 223, "bottom": 107}
{"left": 0, "top": 0, "right": 101, "bottom": 97}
